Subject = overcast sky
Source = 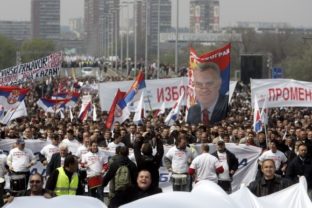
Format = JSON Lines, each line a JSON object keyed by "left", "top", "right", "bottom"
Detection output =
{"left": 0, "top": 0, "right": 312, "bottom": 28}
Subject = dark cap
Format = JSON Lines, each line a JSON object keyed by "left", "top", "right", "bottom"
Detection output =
{"left": 16, "top": 138, "right": 25, "bottom": 145}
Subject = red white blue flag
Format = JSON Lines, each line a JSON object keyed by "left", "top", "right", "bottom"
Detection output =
{"left": 0, "top": 86, "right": 29, "bottom": 111}
{"left": 37, "top": 98, "right": 70, "bottom": 113}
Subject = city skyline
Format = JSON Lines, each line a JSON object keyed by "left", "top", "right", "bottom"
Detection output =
{"left": 1, "top": 0, "right": 312, "bottom": 28}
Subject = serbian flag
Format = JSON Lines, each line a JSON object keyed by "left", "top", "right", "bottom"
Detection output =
{"left": 114, "top": 71, "right": 146, "bottom": 124}
{"left": 186, "top": 44, "right": 231, "bottom": 124}
{"left": 106, "top": 89, "right": 126, "bottom": 129}
{"left": 37, "top": 98, "right": 70, "bottom": 113}
{"left": 0, "top": 86, "right": 29, "bottom": 111}
{"left": 123, "top": 71, "right": 146, "bottom": 112}
{"left": 253, "top": 95, "right": 263, "bottom": 133}
{"left": 52, "top": 91, "right": 80, "bottom": 107}
{"left": 165, "top": 91, "right": 184, "bottom": 126}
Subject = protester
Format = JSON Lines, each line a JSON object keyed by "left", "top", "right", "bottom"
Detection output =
{"left": 212, "top": 139, "right": 239, "bottom": 193}
{"left": 46, "top": 155, "right": 84, "bottom": 196}
{"left": 248, "top": 159, "right": 292, "bottom": 197}
{"left": 164, "top": 134, "right": 194, "bottom": 191}
{"left": 189, "top": 144, "right": 224, "bottom": 183}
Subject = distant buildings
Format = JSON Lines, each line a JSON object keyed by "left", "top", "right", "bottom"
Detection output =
{"left": 146, "top": 0, "right": 172, "bottom": 55}
{"left": 0, "top": 21, "right": 31, "bottom": 40}
{"left": 31, "top": 0, "right": 60, "bottom": 39}
{"left": 190, "top": 0, "right": 220, "bottom": 33}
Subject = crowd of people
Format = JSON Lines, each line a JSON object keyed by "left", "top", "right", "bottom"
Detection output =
{"left": 0, "top": 66, "right": 312, "bottom": 207}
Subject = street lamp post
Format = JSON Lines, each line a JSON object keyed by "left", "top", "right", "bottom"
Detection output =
{"left": 134, "top": 0, "right": 137, "bottom": 73}
{"left": 145, "top": 0, "right": 149, "bottom": 78}
{"left": 175, "top": 0, "right": 179, "bottom": 73}
{"left": 157, "top": 0, "right": 160, "bottom": 79}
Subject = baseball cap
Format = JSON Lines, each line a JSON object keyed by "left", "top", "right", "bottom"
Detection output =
{"left": 16, "top": 138, "right": 25, "bottom": 145}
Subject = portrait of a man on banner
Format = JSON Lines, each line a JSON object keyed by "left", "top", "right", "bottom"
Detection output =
{"left": 186, "top": 44, "right": 231, "bottom": 125}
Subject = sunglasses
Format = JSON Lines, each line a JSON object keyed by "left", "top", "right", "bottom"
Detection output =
{"left": 30, "top": 180, "right": 41, "bottom": 184}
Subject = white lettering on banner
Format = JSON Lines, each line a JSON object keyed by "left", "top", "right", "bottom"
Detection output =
{"left": 251, "top": 78, "right": 312, "bottom": 108}
{"left": 0, "top": 140, "right": 261, "bottom": 192}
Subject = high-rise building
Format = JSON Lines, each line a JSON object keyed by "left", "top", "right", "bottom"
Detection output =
{"left": 31, "top": 0, "right": 60, "bottom": 39}
{"left": 146, "top": 0, "right": 171, "bottom": 55}
{"left": 84, "top": 0, "right": 119, "bottom": 57}
{"left": 190, "top": 0, "right": 220, "bottom": 33}
{"left": 0, "top": 21, "right": 31, "bottom": 41}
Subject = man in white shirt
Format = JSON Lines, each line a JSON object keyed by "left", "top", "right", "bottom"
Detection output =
{"left": 107, "top": 132, "right": 125, "bottom": 154}
{"left": 7, "top": 139, "right": 36, "bottom": 187}
{"left": 258, "top": 141, "right": 288, "bottom": 175}
{"left": 61, "top": 129, "right": 81, "bottom": 156}
{"left": 76, "top": 132, "right": 90, "bottom": 159}
{"left": 39, "top": 134, "right": 60, "bottom": 166}
{"left": 81, "top": 141, "right": 109, "bottom": 200}
{"left": 212, "top": 139, "right": 239, "bottom": 194}
{"left": 189, "top": 144, "right": 224, "bottom": 183}
{"left": 164, "top": 135, "right": 194, "bottom": 191}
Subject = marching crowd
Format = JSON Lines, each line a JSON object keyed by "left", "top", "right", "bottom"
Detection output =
{"left": 0, "top": 71, "right": 312, "bottom": 207}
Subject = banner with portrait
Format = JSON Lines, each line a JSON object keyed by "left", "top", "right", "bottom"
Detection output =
{"left": 186, "top": 44, "right": 231, "bottom": 125}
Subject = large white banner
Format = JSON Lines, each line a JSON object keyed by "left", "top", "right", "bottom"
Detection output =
{"left": 4, "top": 195, "right": 106, "bottom": 208}
{"left": 0, "top": 52, "right": 62, "bottom": 86}
{"left": 159, "top": 144, "right": 262, "bottom": 192}
{"left": 0, "top": 140, "right": 260, "bottom": 192}
{"left": 99, "top": 78, "right": 237, "bottom": 111}
{"left": 99, "top": 77, "right": 187, "bottom": 111}
{"left": 251, "top": 79, "right": 312, "bottom": 108}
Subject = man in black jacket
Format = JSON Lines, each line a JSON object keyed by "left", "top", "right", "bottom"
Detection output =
{"left": 102, "top": 146, "right": 137, "bottom": 207}
{"left": 249, "top": 159, "right": 291, "bottom": 197}
{"left": 212, "top": 139, "right": 238, "bottom": 193}
{"left": 286, "top": 143, "right": 312, "bottom": 199}
{"left": 46, "top": 144, "right": 70, "bottom": 176}
{"left": 133, "top": 132, "right": 164, "bottom": 188}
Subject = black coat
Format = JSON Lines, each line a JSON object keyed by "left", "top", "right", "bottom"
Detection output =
{"left": 186, "top": 95, "right": 229, "bottom": 125}
{"left": 286, "top": 156, "right": 312, "bottom": 189}
{"left": 212, "top": 149, "right": 239, "bottom": 179}
{"left": 248, "top": 175, "right": 292, "bottom": 197}
{"left": 133, "top": 139, "right": 164, "bottom": 188}
{"left": 46, "top": 153, "right": 62, "bottom": 176}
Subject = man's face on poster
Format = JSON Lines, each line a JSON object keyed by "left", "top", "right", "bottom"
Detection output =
{"left": 193, "top": 64, "right": 221, "bottom": 109}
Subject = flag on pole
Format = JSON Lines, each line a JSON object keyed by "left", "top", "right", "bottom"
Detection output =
{"left": 114, "top": 71, "right": 146, "bottom": 124}
{"left": 1, "top": 101, "right": 27, "bottom": 125}
{"left": 78, "top": 95, "right": 92, "bottom": 122}
{"left": 69, "top": 107, "right": 74, "bottom": 122}
{"left": 165, "top": 92, "right": 184, "bottom": 126}
{"left": 37, "top": 98, "right": 70, "bottom": 113}
{"left": 253, "top": 95, "right": 263, "bottom": 133}
{"left": 153, "top": 102, "right": 166, "bottom": 117}
{"left": 106, "top": 89, "right": 126, "bottom": 129}
{"left": 133, "top": 91, "right": 146, "bottom": 124}
{"left": 260, "top": 96, "right": 268, "bottom": 126}
{"left": 0, "top": 105, "right": 4, "bottom": 119}
{"left": 93, "top": 104, "right": 97, "bottom": 121}
{"left": 0, "top": 86, "right": 29, "bottom": 111}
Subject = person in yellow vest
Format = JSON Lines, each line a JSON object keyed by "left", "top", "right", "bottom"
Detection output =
{"left": 46, "top": 155, "right": 84, "bottom": 196}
